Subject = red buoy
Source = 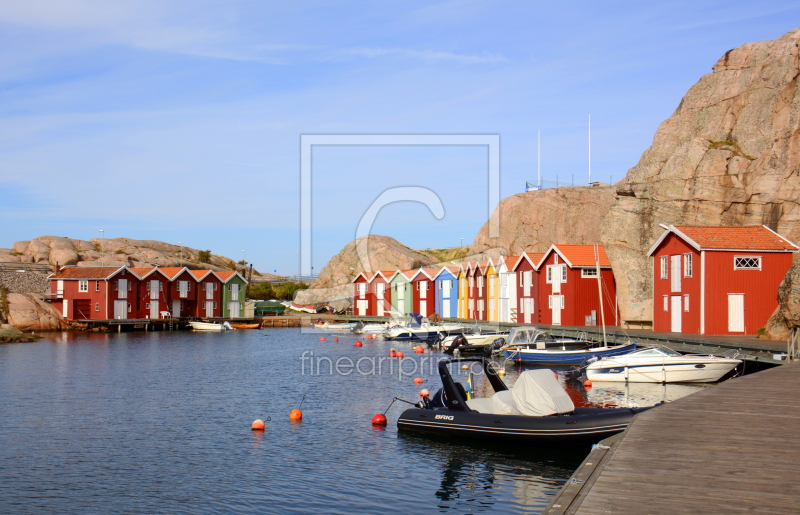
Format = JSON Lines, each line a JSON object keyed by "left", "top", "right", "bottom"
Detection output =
{"left": 420, "top": 389, "right": 430, "bottom": 397}
{"left": 389, "top": 350, "right": 397, "bottom": 358}
{"left": 251, "top": 419, "right": 265, "bottom": 431}
{"left": 367, "top": 335, "right": 374, "bottom": 340}
{"left": 396, "top": 351, "right": 405, "bottom": 358}
{"left": 415, "top": 347, "right": 424, "bottom": 353}
{"left": 320, "top": 337, "right": 326, "bottom": 342}
{"left": 371, "top": 414, "right": 387, "bottom": 426}
{"left": 354, "top": 341, "right": 363, "bottom": 347}
{"left": 413, "top": 377, "right": 423, "bottom": 384}
{"left": 290, "top": 409, "right": 303, "bottom": 421}
{"left": 333, "top": 338, "right": 339, "bottom": 342}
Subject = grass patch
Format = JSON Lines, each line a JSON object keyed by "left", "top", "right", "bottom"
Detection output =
{"left": 419, "top": 246, "right": 471, "bottom": 263}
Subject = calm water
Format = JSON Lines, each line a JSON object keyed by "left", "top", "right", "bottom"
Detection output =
{"left": 0, "top": 329, "right": 706, "bottom": 514}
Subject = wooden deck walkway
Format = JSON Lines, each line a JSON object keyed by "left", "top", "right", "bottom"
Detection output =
{"left": 547, "top": 361, "right": 800, "bottom": 514}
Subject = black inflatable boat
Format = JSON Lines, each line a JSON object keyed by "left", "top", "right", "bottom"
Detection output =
{"left": 397, "top": 357, "right": 651, "bottom": 444}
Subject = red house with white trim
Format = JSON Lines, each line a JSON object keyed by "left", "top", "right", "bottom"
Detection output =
{"left": 648, "top": 225, "right": 798, "bottom": 335}
{"left": 49, "top": 266, "right": 138, "bottom": 320}
{"left": 411, "top": 268, "right": 439, "bottom": 317}
{"left": 512, "top": 252, "right": 543, "bottom": 324}
{"left": 371, "top": 271, "right": 393, "bottom": 317}
{"left": 537, "top": 244, "right": 618, "bottom": 327}
{"left": 190, "top": 269, "right": 222, "bottom": 318}
{"left": 353, "top": 272, "right": 374, "bottom": 316}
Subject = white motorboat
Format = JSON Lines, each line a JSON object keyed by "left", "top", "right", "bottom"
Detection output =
{"left": 585, "top": 347, "right": 742, "bottom": 383}
{"left": 311, "top": 321, "right": 359, "bottom": 332}
{"left": 353, "top": 321, "right": 390, "bottom": 334}
{"left": 189, "top": 321, "right": 233, "bottom": 331}
{"left": 383, "top": 313, "right": 466, "bottom": 341}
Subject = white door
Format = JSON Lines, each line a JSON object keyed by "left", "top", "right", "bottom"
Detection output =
{"left": 172, "top": 299, "right": 181, "bottom": 317}
{"left": 205, "top": 301, "right": 214, "bottom": 317}
{"left": 150, "top": 300, "right": 159, "bottom": 319}
{"left": 377, "top": 299, "right": 385, "bottom": 317}
{"left": 376, "top": 283, "right": 385, "bottom": 299}
{"left": 206, "top": 283, "right": 214, "bottom": 300}
{"left": 118, "top": 279, "right": 127, "bottom": 299}
{"left": 62, "top": 299, "right": 69, "bottom": 318}
{"left": 231, "top": 284, "right": 239, "bottom": 301}
{"left": 443, "top": 299, "right": 451, "bottom": 317}
{"left": 56, "top": 279, "right": 64, "bottom": 298}
{"left": 523, "top": 271, "right": 532, "bottom": 297}
{"left": 549, "top": 295, "right": 563, "bottom": 325}
{"left": 499, "top": 298, "right": 508, "bottom": 322}
{"left": 228, "top": 301, "right": 240, "bottom": 318}
{"left": 114, "top": 300, "right": 127, "bottom": 319}
{"left": 728, "top": 294, "right": 745, "bottom": 332}
{"left": 671, "top": 255, "right": 682, "bottom": 292}
{"left": 420, "top": 300, "right": 427, "bottom": 317}
{"left": 523, "top": 298, "right": 534, "bottom": 324}
{"left": 357, "top": 300, "right": 367, "bottom": 316}
{"left": 420, "top": 282, "right": 427, "bottom": 299}
{"left": 671, "top": 295, "right": 682, "bottom": 332}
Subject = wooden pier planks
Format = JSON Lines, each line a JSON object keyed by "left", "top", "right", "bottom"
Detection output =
{"left": 561, "top": 362, "right": 800, "bottom": 514}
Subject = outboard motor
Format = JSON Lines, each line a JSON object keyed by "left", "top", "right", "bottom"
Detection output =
{"left": 446, "top": 334, "right": 468, "bottom": 354}
{"left": 482, "top": 337, "right": 506, "bottom": 356}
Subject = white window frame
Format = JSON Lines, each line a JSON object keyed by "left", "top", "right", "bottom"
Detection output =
{"left": 78, "top": 280, "right": 88, "bottom": 292}
{"left": 660, "top": 255, "right": 668, "bottom": 279}
{"left": 684, "top": 294, "right": 690, "bottom": 312}
{"left": 95, "top": 281, "right": 100, "bottom": 292}
{"left": 95, "top": 302, "right": 100, "bottom": 312}
{"left": 581, "top": 268, "right": 598, "bottom": 278}
{"left": 145, "top": 303, "right": 150, "bottom": 309}
{"left": 683, "top": 253, "right": 693, "bottom": 278}
{"left": 561, "top": 264, "right": 567, "bottom": 283}
{"left": 663, "top": 295, "right": 668, "bottom": 312}
{"left": 546, "top": 266, "right": 553, "bottom": 284}
{"left": 734, "top": 256, "right": 762, "bottom": 270}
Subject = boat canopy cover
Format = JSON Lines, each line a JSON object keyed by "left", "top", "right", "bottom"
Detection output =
{"left": 409, "top": 313, "right": 423, "bottom": 328}
{"left": 466, "top": 369, "right": 575, "bottom": 417}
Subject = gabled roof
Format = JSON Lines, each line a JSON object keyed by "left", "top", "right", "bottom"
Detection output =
{"left": 371, "top": 270, "right": 395, "bottom": 282}
{"left": 189, "top": 269, "right": 214, "bottom": 281}
{"left": 541, "top": 244, "right": 611, "bottom": 268}
{"left": 437, "top": 266, "right": 459, "bottom": 279}
{"left": 157, "top": 267, "right": 189, "bottom": 280}
{"left": 129, "top": 267, "right": 159, "bottom": 279}
{"left": 648, "top": 225, "right": 800, "bottom": 255}
{"left": 215, "top": 271, "right": 247, "bottom": 283}
{"left": 49, "top": 266, "right": 127, "bottom": 280}
{"left": 353, "top": 272, "right": 374, "bottom": 283}
{"left": 413, "top": 267, "right": 441, "bottom": 280}
{"left": 512, "top": 252, "right": 545, "bottom": 271}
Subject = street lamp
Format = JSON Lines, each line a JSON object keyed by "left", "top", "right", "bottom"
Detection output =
{"left": 178, "top": 242, "right": 182, "bottom": 260}
{"left": 99, "top": 230, "right": 105, "bottom": 265}
{"left": 460, "top": 238, "right": 464, "bottom": 248}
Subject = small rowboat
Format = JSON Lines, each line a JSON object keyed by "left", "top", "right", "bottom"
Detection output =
{"left": 230, "top": 323, "right": 260, "bottom": 330}
{"left": 189, "top": 321, "right": 234, "bottom": 331}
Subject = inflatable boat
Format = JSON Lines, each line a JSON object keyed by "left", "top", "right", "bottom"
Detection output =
{"left": 397, "top": 357, "right": 651, "bottom": 444}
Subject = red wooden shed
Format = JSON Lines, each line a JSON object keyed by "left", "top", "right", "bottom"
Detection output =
{"left": 410, "top": 268, "right": 439, "bottom": 317}
{"left": 48, "top": 266, "right": 137, "bottom": 320}
{"left": 537, "top": 244, "right": 617, "bottom": 327}
{"left": 648, "top": 225, "right": 798, "bottom": 335}
{"left": 512, "top": 252, "right": 543, "bottom": 324}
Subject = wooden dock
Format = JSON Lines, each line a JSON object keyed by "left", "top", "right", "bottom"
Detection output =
{"left": 546, "top": 361, "right": 800, "bottom": 514}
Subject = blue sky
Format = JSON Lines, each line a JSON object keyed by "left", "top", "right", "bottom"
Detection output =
{"left": 1, "top": 1, "right": 798, "bottom": 276}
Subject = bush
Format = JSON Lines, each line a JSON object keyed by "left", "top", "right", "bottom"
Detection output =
{"left": 198, "top": 250, "right": 211, "bottom": 263}
{"left": 247, "top": 282, "right": 309, "bottom": 300}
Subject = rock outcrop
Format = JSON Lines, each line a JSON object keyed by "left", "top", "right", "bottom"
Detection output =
{"left": 763, "top": 261, "right": 800, "bottom": 339}
{"left": 0, "top": 236, "right": 275, "bottom": 277}
{"left": 6, "top": 293, "right": 66, "bottom": 331}
{"left": 601, "top": 28, "right": 800, "bottom": 324}
{"left": 470, "top": 186, "right": 617, "bottom": 256}
{"left": 313, "top": 235, "right": 436, "bottom": 289}
{"left": 0, "top": 324, "right": 39, "bottom": 343}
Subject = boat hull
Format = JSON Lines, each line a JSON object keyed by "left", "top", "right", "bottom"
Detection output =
{"left": 397, "top": 406, "right": 645, "bottom": 444}
{"left": 504, "top": 343, "right": 637, "bottom": 365}
{"left": 586, "top": 359, "right": 740, "bottom": 383}
{"left": 189, "top": 321, "right": 228, "bottom": 331}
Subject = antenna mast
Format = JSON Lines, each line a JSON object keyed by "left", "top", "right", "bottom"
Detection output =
{"left": 588, "top": 114, "right": 592, "bottom": 185}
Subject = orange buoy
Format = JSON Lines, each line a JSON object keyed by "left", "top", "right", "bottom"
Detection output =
{"left": 415, "top": 347, "right": 424, "bottom": 353}
{"left": 389, "top": 350, "right": 397, "bottom": 358}
{"left": 371, "top": 414, "right": 387, "bottom": 426}
{"left": 583, "top": 380, "right": 593, "bottom": 387}
{"left": 367, "top": 335, "right": 374, "bottom": 340}
{"left": 289, "top": 409, "right": 303, "bottom": 421}
{"left": 354, "top": 341, "right": 363, "bottom": 347}
{"left": 413, "top": 377, "right": 423, "bottom": 384}
{"left": 333, "top": 338, "right": 339, "bottom": 342}
{"left": 320, "top": 337, "right": 326, "bottom": 341}
{"left": 462, "top": 364, "right": 469, "bottom": 370}
{"left": 251, "top": 419, "right": 265, "bottom": 431}
{"left": 396, "top": 351, "right": 405, "bottom": 358}
{"left": 420, "top": 389, "right": 430, "bottom": 397}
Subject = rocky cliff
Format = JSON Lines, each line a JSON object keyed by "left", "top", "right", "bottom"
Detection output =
{"left": 601, "top": 28, "right": 800, "bottom": 325}
{"left": 313, "top": 235, "right": 436, "bottom": 289}
{"left": 470, "top": 185, "right": 617, "bottom": 257}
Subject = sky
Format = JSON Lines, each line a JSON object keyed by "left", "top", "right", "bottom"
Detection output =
{"left": 1, "top": 1, "right": 799, "bottom": 276}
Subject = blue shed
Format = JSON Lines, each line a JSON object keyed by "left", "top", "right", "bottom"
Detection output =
{"left": 435, "top": 266, "right": 459, "bottom": 319}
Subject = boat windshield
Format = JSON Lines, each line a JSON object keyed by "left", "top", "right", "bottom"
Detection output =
{"left": 633, "top": 347, "right": 682, "bottom": 357}
{"left": 507, "top": 328, "right": 547, "bottom": 344}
